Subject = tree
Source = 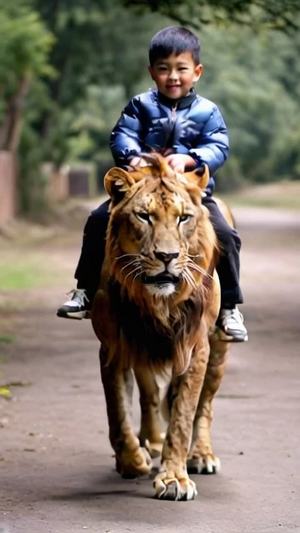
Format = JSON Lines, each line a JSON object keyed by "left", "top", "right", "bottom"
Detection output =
{"left": 0, "top": 2, "right": 53, "bottom": 152}
{"left": 2, "top": 0, "right": 299, "bottom": 217}
{"left": 196, "top": 23, "right": 300, "bottom": 187}
{"left": 123, "top": 0, "right": 300, "bottom": 33}
{"left": 16, "top": 0, "right": 164, "bottom": 212}
{"left": 26, "top": 0, "right": 162, "bottom": 166}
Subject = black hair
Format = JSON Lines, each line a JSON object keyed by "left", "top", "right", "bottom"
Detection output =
{"left": 149, "top": 26, "right": 201, "bottom": 66}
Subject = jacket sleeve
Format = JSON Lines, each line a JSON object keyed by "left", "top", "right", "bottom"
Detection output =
{"left": 189, "top": 105, "right": 229, "bottom": 175}
{"left": 110, "top": 97, "right": 144, "bottom": 165}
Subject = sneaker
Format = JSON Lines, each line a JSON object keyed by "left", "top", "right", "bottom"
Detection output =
{"left": 217, "top": 306, "right": 248, "bottom": 342}
{"left": 56, "top": 289, "right": 90, "bottom": 319}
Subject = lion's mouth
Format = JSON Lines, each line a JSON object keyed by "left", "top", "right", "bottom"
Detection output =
{"left": 142, "top": 272, "right": 180, "bottom": 285}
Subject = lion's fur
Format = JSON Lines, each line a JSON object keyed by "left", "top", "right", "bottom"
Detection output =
{"left": 91, "top": 154, "right": 230, "bottom": 500}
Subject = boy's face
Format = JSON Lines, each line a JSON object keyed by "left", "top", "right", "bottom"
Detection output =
{"left": 149, "top": 52, "right": 203, "bottom": 100}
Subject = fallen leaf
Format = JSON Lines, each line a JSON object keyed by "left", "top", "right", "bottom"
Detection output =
{"left": 0, "top": 386, "right": 11, "bottom": 399}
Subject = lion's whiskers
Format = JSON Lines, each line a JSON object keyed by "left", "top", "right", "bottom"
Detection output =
{"left": 120, "top": 259, "right": 141, "bottom": 274}
{"left": 124, "top": 265, "right": 143, "bottom": 282}
{"left": 187, "top": 258, "right": 213, "bottom": 279}
{"left": 182, "top": 268, "right": 197, "bottom": 290}
{"left": 114, "top": 253, "right": 141, "bottom": 265}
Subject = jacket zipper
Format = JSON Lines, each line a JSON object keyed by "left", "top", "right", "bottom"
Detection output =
{"left": 171, "top": 103, "right": 177, "bottom": 121}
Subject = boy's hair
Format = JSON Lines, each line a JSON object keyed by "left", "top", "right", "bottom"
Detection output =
{"left": 149, "top": 26, "right": 200, "bottom": 66}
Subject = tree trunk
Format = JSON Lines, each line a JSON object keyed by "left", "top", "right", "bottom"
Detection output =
{"left": 0, "top": 76, "right": 30, "bottom": 153}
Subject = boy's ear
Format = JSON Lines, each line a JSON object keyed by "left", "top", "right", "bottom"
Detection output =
{"left": 193, "top": 63, "right": 203, "bottom": 83}
{"left": 184, "top": 163, "right": 210, "bottom": 191}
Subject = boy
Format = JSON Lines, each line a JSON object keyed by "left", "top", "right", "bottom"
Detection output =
{"left": 57, "top": 26, "right": 248, "bottom": 342}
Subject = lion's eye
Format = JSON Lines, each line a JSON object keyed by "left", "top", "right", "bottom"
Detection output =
{"left": 178, "top": 214, "right": 192, "bottom": 224}
{"left": 136, "top": 212, "right": 152, "bottom": 224}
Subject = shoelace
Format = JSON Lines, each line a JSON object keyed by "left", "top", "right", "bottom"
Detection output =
{"left": 67, "top": 289, "right": 89, "bottom": 307}
{"left": 221, "top": 308, "right": 244, "bottom": 327}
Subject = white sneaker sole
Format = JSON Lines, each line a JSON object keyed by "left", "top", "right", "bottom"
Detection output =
{"left": 216, "top": 327, "right": 248, "bottom": 343}
{"left": 57, "top": 309, "right": 87, "bottom": 320}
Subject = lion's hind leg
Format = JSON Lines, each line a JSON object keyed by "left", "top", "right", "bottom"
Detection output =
{"left": 187, "top": 335, "right": 229, "bottom": 475}
{"left": 100, "top": 348, "right": 152, "bottom": 478}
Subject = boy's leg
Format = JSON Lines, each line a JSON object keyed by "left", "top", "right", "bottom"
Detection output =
{"left": 57, "top": 200, "right": 110, "bottom": 319}
{"left": 74, "top": 200, "right": 110, "bottom": 298}
{"left": 202, "top": 195, "right": 248, "bottom": 342}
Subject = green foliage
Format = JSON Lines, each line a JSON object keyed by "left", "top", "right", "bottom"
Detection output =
{"left": 1, "top": 0, "right": 300, "bottom": 215}
{"left": 17, "top": 0, "right": 164, "bottom": 212}
{"left": 197, "top": 24, "right": 300, "bottom": 188}
{"left": 123, "top": 0, "right": 300, "bottom": 32}
{"left": 0, "top": 1, "right": 54, "bottom": 105}
{"left": 68, "top": 85, "right": 126, "bottom": 162}
{"left": 0, "top": 0, "right": 54, "bottom": 171}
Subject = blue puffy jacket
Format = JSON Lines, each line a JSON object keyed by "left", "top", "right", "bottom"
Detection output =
{"left": 110, "top": 88, "right": 229, "bottom": 194}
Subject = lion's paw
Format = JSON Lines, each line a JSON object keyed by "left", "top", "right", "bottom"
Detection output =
{"left": 116, "top": 446, "right": 152, "bottom": 479}
{"left": 153, "top": 472, "right": 197, "bottom": 501}
{"left": 187, "top": 455, "right": 221, "bottom": 475}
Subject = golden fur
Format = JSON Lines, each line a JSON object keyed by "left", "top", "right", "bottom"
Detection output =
{"left": 92, "top": 154, "right": 230, "bottom": 501}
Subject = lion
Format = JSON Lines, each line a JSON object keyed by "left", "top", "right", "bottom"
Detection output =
{"left": 91, "top": 154, "right": 231, "bottom": 501}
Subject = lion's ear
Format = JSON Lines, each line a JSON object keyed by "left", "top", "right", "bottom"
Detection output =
{"left": 104, "top": 167, "right": 136, "bottom": 201}
{"left": 184, "top": 163, "right": 210, "bottom": 191}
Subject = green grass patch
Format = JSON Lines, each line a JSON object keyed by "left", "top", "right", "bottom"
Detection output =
{"left": 0, "top": 256, "right": 58, "bottom": 291}
{"left": 222, "top": 180, "right": 300, "bottom": 210}
{"left": 0, "top": 334, "right": 15, "bottom": 344}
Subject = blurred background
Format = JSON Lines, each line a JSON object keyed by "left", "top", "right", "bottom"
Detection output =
{"left": 0, "top": 0, "right": 300, "bottom": 223}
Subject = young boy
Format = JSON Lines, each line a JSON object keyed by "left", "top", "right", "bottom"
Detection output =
{"left": 57, "top": 26, "right": 248, "bottom": 342}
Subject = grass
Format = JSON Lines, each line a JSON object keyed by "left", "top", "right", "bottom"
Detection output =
{"left": 0, "top": 259, "right": 54, "bottom": 291}
{"left": 0, "top": 334, "right": 15, "bottom": 344}
{"left": 222, "top": 180, "right": 300, "bottom": 210}
{"left": 0, "top": 242, "right": 71, "bottom": 293}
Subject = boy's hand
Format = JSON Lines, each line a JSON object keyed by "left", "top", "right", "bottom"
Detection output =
{"left": 165, "top": 154, "right": 196, "bottom": 173}
{"left": 130, "top": 156, "right": 149, "bottom": 168}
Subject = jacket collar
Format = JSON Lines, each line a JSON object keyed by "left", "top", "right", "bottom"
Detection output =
{"left": 156, "top": 88, "right": 197, "bottom": 109}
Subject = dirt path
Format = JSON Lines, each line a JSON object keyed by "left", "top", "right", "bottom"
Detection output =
{"left": 0, "top": 207, "right": 300, "bottom": 533}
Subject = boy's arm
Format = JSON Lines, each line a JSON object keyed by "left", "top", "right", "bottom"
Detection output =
{"left": 189, "top": 105, "right": 229, "bottom": 175}
{"left": 110, "top": 97, "right": 143, "bottom": 166}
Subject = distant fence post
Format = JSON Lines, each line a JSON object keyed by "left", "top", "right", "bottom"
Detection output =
{"left": 0, "top": 151, "right": 17, "bottom": 225}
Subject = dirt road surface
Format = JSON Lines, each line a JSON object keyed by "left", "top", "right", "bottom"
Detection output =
{"left": 0, "top": 206, "right": 300, "bottom": 533}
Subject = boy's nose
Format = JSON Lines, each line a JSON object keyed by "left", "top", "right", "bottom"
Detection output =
{"left": 169, "top": 70, "right": 179, "bottom": 80}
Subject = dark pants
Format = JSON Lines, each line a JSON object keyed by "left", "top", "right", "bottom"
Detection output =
{"left": 75, "top": 197, "right": 243, "bottom": 307}
{"left": 203, "top": 195, "right": 243, "bottom": 306}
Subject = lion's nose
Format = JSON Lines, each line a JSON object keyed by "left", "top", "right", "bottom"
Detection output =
{"left": 154, "top": 251, "right": 179, "bottom": 265}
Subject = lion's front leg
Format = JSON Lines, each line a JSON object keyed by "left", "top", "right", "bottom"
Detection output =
{"left": 153, "top": 338, "right": 210, "bottom": 501}
{"left": 187, "top": 335, "right": 229, "bottom": 475}
{"left": 134, "top": 365, "right": 166, "bottom": 458}
{"left": 99, "top": 347, "right": 152, "bottom": 478}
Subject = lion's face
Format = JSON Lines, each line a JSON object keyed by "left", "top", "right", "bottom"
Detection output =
{"left": 104, "top": 156, "right": 215, "bottom": 298}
